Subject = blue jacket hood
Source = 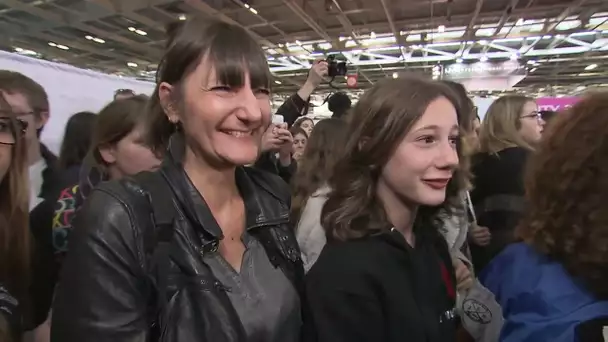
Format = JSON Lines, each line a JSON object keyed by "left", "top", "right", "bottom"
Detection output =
{"left": 480, "top": 242, "right": 608, "bottom": 342}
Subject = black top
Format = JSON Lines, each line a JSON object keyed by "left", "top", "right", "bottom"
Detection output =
{"left": 305, "top": 229, "right": 457, "bottom": 342}
{"left": 469, "top": 146, "right": 530, "bottom": 272}
{"left": 51, "top": 134, "right": 307, "bottom": 342}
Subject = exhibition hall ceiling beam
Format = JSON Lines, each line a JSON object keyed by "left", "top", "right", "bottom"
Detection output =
{"left": 183, "top": 0, "right": 280, "bottom": 51}
{"left": 265, "top": 4, "right": 587, "bottom": 43}
{"left": 280, "top": 0, "right": 336, "bottom": 46}
{"left": 379, "top": 0, "right": 408, "bottom": 65}
{"left": 0, "top": 0, "right": 160, "bottom": 58}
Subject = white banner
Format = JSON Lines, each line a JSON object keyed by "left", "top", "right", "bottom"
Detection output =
{"left": 0, "top": 51, "right": 155, "bottom": 153}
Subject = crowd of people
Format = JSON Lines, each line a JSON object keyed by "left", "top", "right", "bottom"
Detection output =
{"left": 0, "top": 14, "right": 607, "bottom": 342}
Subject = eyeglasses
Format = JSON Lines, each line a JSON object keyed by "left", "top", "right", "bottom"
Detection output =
{"left": 521, "top": 111, "right": 543, "bottom": 122}
{"left": 0, "top": 117, "right": 28, "bottom": 145}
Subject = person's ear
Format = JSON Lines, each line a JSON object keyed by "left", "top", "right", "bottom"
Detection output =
{"left": 35, "top": 111, "right": 49, "bottom": 130}
{"left": 159, "top": 82, "right": 179, "bottom": 123}
{"left": 98, "top": 146, "right": 116, "bottom": 164}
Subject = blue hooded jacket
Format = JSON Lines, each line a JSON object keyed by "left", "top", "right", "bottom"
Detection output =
{"left": 480, "top": 242, "right": 608, "bottom": 342}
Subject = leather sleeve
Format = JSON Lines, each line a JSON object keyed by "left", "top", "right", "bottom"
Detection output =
{"left": 51, "top": 187, "right": 149, "bottom": 342}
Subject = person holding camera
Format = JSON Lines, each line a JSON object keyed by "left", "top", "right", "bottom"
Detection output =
{"left": 255, "top": 61, "right": 328, "bottom": 183}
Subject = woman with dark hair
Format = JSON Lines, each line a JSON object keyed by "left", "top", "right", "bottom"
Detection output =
{"left": 480, "top": 92, "right": 608, "bottom": 341}
{"left": 327, "top": 92, "right": 351, "bottom": 119}
{"left": 292, "top": 118, "right": 347, "bottom": 271}
{"left": 306, "top": 77, "right": 467, "bottom": 342}
{"left": 27, "top": 95, "right": 159, "bottom": 341}
{"left": 56, "top": 111, "right": 96, "bottom": 180}
{"left": 52, "top": 16, "right": 305, "bottom": 342}
{"left": 0, "top": 100, "right": 30, "bottom": 341}
{"left": 290, "top": 125, "right": 308, "bottom": 161}
{"left": 57, "top": 111, "right": 96, "bottom": 169}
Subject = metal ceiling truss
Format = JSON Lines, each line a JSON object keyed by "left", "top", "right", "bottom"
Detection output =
{"left": 269, "top": 30, "right": 608, "bottom": 73}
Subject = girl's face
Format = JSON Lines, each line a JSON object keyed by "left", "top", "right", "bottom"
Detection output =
{"left": 292, "top": 132, "right": 308, "bottom": 159}
{"left": 518, "top": 101, "right": 545, "bottom": 144}
{"left": 100, "top": 125, "right": 161, "bottom": 180}
{"left": 378, "top": 96, "right": 460, "bottom": 207}
{"left": 299, "top": 119, "right": 314, "bottom": 137}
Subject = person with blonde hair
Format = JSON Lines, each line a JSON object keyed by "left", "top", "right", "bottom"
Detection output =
{"left": 480, "top": 92, "right": 608, "bottom": 341}
{"left": 469, "top": 95, "right": 545, "bottom": 272}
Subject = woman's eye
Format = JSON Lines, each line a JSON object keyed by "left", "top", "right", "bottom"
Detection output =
{"left": 418, "top": 135, "right": 436, "bottom": 144}
{"left": 449, "top": 136, "right": 460, "bottom": 145}
{"left": 0, "top": 121, "right": 8, "bottom": 132}
{"left": 254, "top": 88, "right": 270, "bottom": 97}
{"left": 210, "top": 86, "right": 233, "bottom": 92}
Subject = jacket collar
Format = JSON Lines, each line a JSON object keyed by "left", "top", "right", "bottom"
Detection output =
{"left": 38, "top": 143, "right": 59, "bottom": 199}
{"left": 161, "top": 134, "right": 289, "bottom": 239}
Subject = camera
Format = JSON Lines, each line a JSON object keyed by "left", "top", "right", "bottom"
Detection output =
{"left": 326, "top": 55, "right": 348, "bottom": 77}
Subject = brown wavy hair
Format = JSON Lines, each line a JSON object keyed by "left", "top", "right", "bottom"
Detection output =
{"left": 0, "top": 95, "right": 30, "bottom": 306}
{"left": 291, "top": 118, "right": 347, "bottom": 226}
{"left": 321, "top": 77, "right": 468, "bottom": 241}
{"left": 516, "top": 92, "right": 608, "bottom": 300}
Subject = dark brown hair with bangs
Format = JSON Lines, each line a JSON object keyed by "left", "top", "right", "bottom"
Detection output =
{"left": 516, "top": 92, "right": 608, "bottom": 300}
{"left": 146, "top": 16, "right": 271, "bottom": 153}
{"left": 321, "top": 76, "right": 468, "bottom": 241}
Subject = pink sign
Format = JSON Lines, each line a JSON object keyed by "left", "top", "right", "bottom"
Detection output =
{"left": 536, "top": 97, "right": 579, "bottom": 112}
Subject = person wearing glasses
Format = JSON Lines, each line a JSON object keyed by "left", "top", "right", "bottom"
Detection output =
{"left": 469, "top": 95, "right": 545, "bottom": 273}
{"left": 0, "top": 111, "right": 30, "bottom": 342}
{"left": 0, "top": 71, "right": 58, "bottom": 210}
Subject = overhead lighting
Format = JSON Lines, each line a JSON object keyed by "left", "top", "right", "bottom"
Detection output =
{"left": 178, "top": 14, "right": 186, "bottom": 21}
{"left": 478, "top": 40, "right": 488, "bottom": 45}
{"left": 318, "top": 42, "right": 332, "bottom": 50}
{"left": 275, "top": 80, "right": 282, "bottom": 85}
{"left": 576, "top": 85, "right": 586, "bottom": 91}
{"left": 127, "top": 62, "right": 138, "bottom": 68}
{"left": 456, "top": 58, "right": 463, "bottom": 63}
{"left": 530, "top": 68, "right": 538, "bottom": 72}
{"left": 370, "top": 31, "right": 376, "bottom": 39}
{"left": 516, "top": 18, "right": 525, "bottom": 26}
{"left": 526, "top": 60, "right": 538, "bottom": 65}
{"left": 480, "top": 55, "right": 488, "bottom": 62}
{"left": 128, "top": 27, "right": 147, "bottom": 36}
{"left": 85, "top": 35, "right": 105, "bottom": 44}
{"left": 48, "top": 42, "right": 69, "bottom": 50}
{"left": 438, "top": 25, "right": 446, "bottom": 33}
{"left": 392, "top": 72, "right": 398, "bottom": 79}
{"left": 510, "top": 53, "right": 520, "bottom": 60}
{"left": 295, "top": 40, "right": 302, "bottom": 46}
{"left": 249, "top": 7, "right": 258, "bottom": 14}
{"left": 585, "top": 64, "right": 598, "bottom": 71}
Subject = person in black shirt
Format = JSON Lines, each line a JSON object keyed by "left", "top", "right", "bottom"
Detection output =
{"left": 305, "top": 77, "right": 468, "bottom": 342}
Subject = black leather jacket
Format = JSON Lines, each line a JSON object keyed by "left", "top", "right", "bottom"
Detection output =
{"left": 51, "top": 136, "right": 306, "bottom": 342}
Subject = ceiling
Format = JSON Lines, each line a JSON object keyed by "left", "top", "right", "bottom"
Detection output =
{"left": 0, "top": 0, "right": 607, "bottom": 96}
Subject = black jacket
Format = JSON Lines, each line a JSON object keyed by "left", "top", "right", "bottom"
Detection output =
{"left": 469, "top": 147, "right": 530, "bottom": 272}
{"left": 51, "top": 135, "right": 306, "bottom": 342}
{"left": 305, "top": 229, "right": 457, "bottom": 342}
{"left": 25, "top": 143, "right": 61, "bottom": 329}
